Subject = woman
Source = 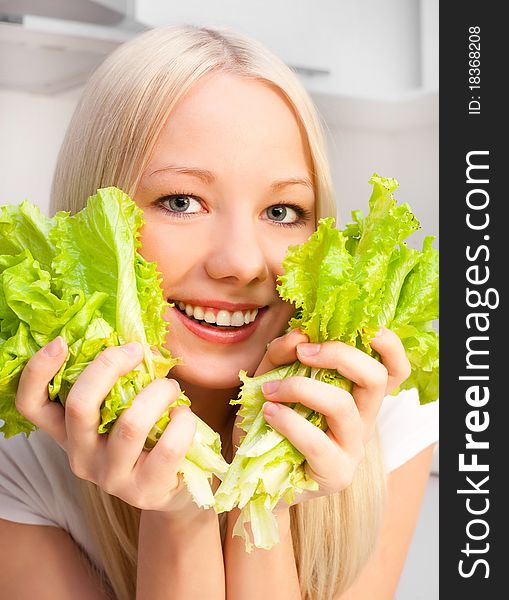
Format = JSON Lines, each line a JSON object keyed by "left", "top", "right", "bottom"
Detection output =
{"left": 0, "top": 25, "right": 438, "bottom": 599}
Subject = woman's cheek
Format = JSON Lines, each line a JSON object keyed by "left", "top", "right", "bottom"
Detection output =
{"left": 140, "top": 226, "right": 193, "bottom": 294}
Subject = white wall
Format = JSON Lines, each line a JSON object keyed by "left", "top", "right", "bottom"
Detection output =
{"left": 327, "top": 122, "right": 439, "bottom": 249}
{"left": 0, "top": 89, "right": 78, "bottom": 214}
{"left": 136, "top": 0, "right": 423, "bottom": 98}
{"left": 420, "top": 0, "right": 440, "bottom": 91}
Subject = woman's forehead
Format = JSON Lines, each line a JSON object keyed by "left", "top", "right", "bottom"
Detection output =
{"left": 145, "top": 73, "right": 313, "bottom": 177}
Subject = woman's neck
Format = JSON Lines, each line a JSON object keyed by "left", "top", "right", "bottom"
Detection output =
{"left": 175, "top": 380, "right": 239, "bottom": 456}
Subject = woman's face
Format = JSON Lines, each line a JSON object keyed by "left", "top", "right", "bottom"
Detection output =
{"left": 135, "top": 73, "right": 316, "bottom": 390}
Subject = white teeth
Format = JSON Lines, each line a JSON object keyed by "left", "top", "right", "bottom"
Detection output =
{"left": 244, "top": 309, "right": 258, "bottom": 324}
{"left": 216, "top": 310, "right": 231, "bottom": 326}
{"left": 204, "top": 310, "right": 216, "bottom": 324}
{"left": 231, "top": 311, "right": 245, "bottom": 327}
{"left": 176, "top": 302, "right": 261, "bottom": 327}
{"left": 193, "top": 306, "right": 204, "bottom": 320}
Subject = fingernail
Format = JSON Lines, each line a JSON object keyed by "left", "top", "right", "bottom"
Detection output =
{"left": 263, "top": 401, "right": 280, "bottom": 417}
{"left": 297, "top": 343, "right": 321, "bottom": 356}
{"left": 173, "top": 404, "right": 192, "bottom": 417}
{"left": 262, "top": 380, "right": 281, "bottom": 395}
{"left": 122, "top": 342, "right": 142, "bottom": 355}
{"left": 167, "top": 378, "right": 181, "bottom": 395}
{"left": 44, "top": 336, "right": 64, "bottom": 357}
{"left": 375, "top": 326, "right": 386, "bottom": 338}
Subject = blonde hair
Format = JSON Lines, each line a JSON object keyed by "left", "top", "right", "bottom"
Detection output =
{"left": 52, "top": 25, "right": 386, "bottom": 600}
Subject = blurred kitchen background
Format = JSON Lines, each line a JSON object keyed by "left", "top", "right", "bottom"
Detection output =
{"left": 0, "top": 1, "right": 439, "bottom": 597}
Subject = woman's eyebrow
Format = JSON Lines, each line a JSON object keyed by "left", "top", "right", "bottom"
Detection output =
{"left": 147, "top": 165, "right": 215, "bottom": 183}
{"left": 147, "top": 165, "right": 313, "bottom": 191}
{"left": 270, "top": 177, "right": 313, "bottom": 192}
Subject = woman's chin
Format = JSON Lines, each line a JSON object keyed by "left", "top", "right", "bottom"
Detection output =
{"left": 169, "top": 362, "right": 253, "bottom": 392}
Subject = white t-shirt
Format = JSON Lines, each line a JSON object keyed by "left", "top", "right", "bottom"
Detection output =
{"left": 0, "top": 388, "right": 438, "bottom": 573}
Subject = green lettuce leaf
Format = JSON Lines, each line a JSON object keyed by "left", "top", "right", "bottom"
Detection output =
{"left": 0, "top": 322, "right": 40, "bottom": 437}
{"left": 216, "top": 173, "right": 439, "bottom": 549}
{"left": 0, "top": 187, "right": 227, "bottom": 508}
{"left": 0, "top": 201, "right": 57, "bottom": 271}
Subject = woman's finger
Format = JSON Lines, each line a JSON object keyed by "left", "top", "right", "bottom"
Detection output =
{"left": 64, "top": 342, "right": 144, "bottom": 456}
{"left": 261, "top": 376, "right": 363, "bottom": 454}
{"left": 137, "top": 405, "right": 197, "bottom": 489}
{"left": 261, "top": 400, "right": 343, "bottom": 479}
{"left": 15, "top": 336, "right": 68, "bottom": 448}
{"left": 254, "top": 328, "right": 309, "bottom": 376}
{"left": 369, "top": 327, "right": 412, "bottom": 392}
{"left": 296, "top": 340, "right": 388, "bottom": 426}
{"left": 105, "top": 378, "right": 182, "bottom": 477}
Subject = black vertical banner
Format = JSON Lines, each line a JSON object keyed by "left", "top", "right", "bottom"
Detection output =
{"left": 440, "top": 3, "right": 507, "bottom": 596}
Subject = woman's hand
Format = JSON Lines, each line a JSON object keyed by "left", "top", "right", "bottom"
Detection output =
{"left": 15, "top": 337, "right": 198, "bottom": 515}
{"left": 235, "top": 327, "right": 411, "bottom": 504}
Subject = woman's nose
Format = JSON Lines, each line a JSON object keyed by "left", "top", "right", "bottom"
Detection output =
{"left": 204, "top": 220, "right": 269, "bottom": 285}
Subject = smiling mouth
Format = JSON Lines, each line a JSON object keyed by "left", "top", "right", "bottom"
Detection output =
{"left": 169, "top": 300, "right": 267, "bottom": 329}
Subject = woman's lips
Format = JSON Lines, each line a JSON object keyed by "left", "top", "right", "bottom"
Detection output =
{"left": 171, "top": 305, "right": 268, "bottom": 345}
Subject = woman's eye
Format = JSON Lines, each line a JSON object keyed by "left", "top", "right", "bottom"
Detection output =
{"left": 160, "top": 195, "right": 202, "bottom": 214}
{"left": 265, "top": 205, "right": 299, "bottom": 224}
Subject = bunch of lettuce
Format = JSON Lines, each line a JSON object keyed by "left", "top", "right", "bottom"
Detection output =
{"left": 214, "top": 174, "right": 439, "bottom": 550}
{"left": 0, "top": 187, "right": 228, "bottom": 508}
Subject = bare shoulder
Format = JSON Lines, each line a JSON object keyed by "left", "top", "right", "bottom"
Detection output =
{"left": 0, "top": 518, "right": 110, "bottom": 600}
{"left": 337, "top": 444, "right": 437, "bottom": 600}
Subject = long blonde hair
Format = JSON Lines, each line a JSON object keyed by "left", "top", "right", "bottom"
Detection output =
{"left": 51, "top": 25, "right": 386, "bottom": 600}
